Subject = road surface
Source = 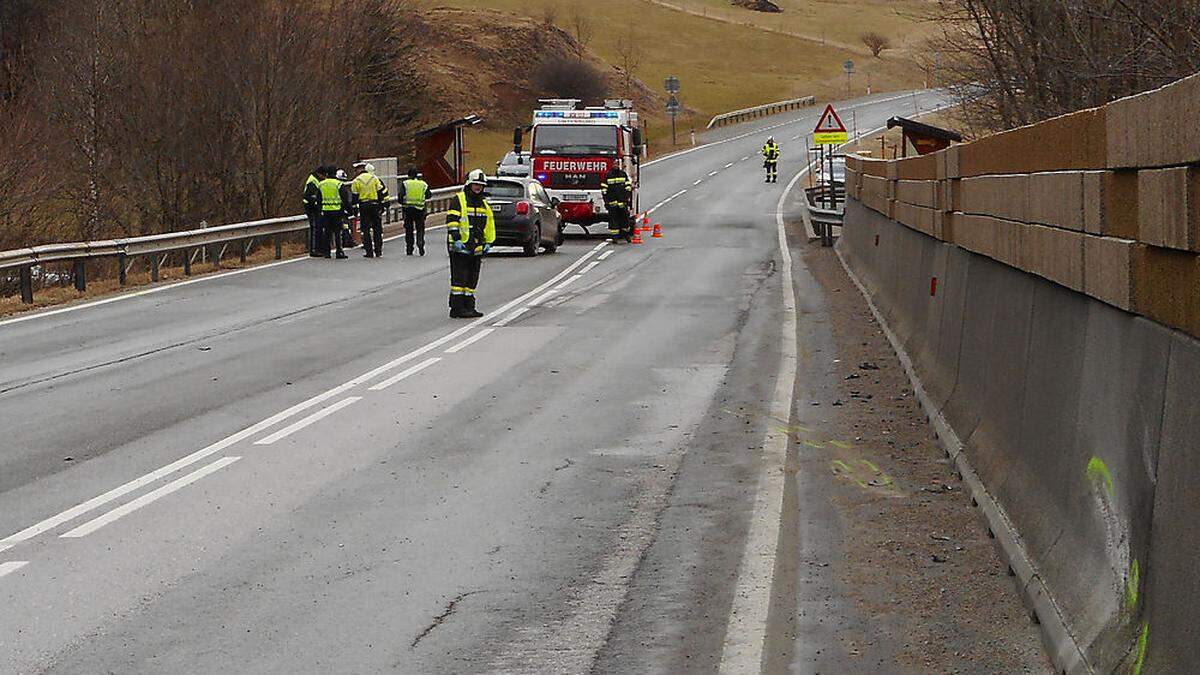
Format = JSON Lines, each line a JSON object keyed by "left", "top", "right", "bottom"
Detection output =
{"left": 0, "top": 91, "right": 956, "bottom": 673}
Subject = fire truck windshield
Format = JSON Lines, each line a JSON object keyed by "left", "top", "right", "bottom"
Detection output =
{"left": 533, "top": 125, "right": 618, "bottom": 156}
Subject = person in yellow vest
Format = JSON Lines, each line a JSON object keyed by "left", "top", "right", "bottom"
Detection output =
{"left": 317, "top": 171, "right": 348, "bottom": 259}
{"left": 762, "top": 137, "right": 781, "bottom": 183}
{"left": 352, "top": 163, "right": 389, "bottom": 258}
{"left": 401, "top": 167, "right": 431, "bottom": 256}
{"left": 303, "top": 166, "right": 325, "bottom": 256}
{"left": 446, "top": 169, "right": 496, "bottom": 318}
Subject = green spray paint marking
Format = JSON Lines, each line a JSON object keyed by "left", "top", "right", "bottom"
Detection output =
{"left": 829, "top": 440, "right": 854, "bottom": 449}
{"left": 1086, "top": 456, "right": 1115, "bottom": 497}
{"left": 1126, "top": 559, "right": 1141, "bottom": 611}
{"left": 1133, "top": 621, "right": 1149, "bottom": 675}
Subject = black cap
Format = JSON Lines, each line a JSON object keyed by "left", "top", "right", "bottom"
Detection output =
{"left": 408, "top": 167, "right": 419, "bottom": 178}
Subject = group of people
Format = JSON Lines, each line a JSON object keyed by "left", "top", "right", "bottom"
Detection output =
{"left": 302, "top": 165, "right": 432, "bottom": 259}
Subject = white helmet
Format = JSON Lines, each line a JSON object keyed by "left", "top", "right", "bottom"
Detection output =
{"left": 767, "top": 136, "right": 775, "bottom": 143}
{"left": 466, "top": 169, "right": 487, "bottom": 187}
{"left": 365, "top": 163, "right": 375, "bottom": 174}
{"left": 335, "top": 169, "right": 348, "bottom": 181}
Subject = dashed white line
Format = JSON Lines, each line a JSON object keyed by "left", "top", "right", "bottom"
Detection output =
{"left": 741, "top": 156, "right": 750, "bottom": 161}
{"left": 724, "top": 162, "right": 734, "bottom": 168}
{"left": 708, "top": 170, "right": 720, "bottom": 177}
{"left": 368, "top": 357, "right": 441, "bottom": 389}
{"left": 445, "top": 329, "right": 494, "bottom": 355}
{"left": 254, "top": 397, "right": 362, "bottom": 445}
{"left": 598, "top": 250, "right": 615, "bottom": 261}
{"left": 579, "top": 261, "right": 600, "bottom": 275}
{"left": 693, "top": 179, "right": 703, "bottom": 186}
{"left": 0, "top": 561, "right": 29, "bottom": 579}
{"left": 61, "top": 457, "right": 243, "bottom": 538}
{"left": 555, "top": 274, "right": 584, "bottom": 291}
{"left": 493, "top": 307, "right": 530, "bottom": 327}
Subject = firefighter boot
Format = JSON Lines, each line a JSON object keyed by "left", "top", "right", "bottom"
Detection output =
{"left": 449, "top": 295, "right": 469, "bottom": 319}
{"left": 463, "top": 295, "right": 484, "bottom": 319}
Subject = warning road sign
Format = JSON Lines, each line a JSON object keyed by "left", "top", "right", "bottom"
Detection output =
{"left": 813, "top": 104, "right": 849, "bottom": 145}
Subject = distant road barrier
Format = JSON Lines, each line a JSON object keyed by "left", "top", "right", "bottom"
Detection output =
{"left": 706, "top": 95, "right": 816, "bottom": 130}
{"left": 0, "top": 187, "right": 460, "bottom": 305}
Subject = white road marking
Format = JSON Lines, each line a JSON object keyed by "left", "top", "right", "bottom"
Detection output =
{"left": 741, "top": 156, "right": 750, "bottom": 161}
{"left": 0, "top": 240, "right": 610, "bottom": 550}
{"left": 718, "top": 161, "right": 805, "bottom": 675}
{"left": 368, "top": 357, "right": 442, "bottom": 389}
{"left": 598, "top": 250, "right": 615, "bottom": 261}
{"left": 493, "top": 307, "right": 530, "bottom": 327}
{"left": 708, "top": 170, "right": 720, "bottom": 177}
{"left": 555, "top": 274, "right": 584, "bottom": 291}
{"left": 0, "top": 545, "right": 11, "bottom": 555}
{"left": 0, "top": 223, "right": 448, "bottom": 329}
{"left": 579, "top": 261, "right": 600, "bottom": 275}
{"left": 528, "top": 290, "right": 558, "bottom": 306}
{"left": 61, "top": 457, "right": 242, "bottom": 538}
{"left": 254, "top": 398, "right": 362, "bottom": 445}
{"left": 0, "top": 561, "right": 29, "bottom": 579}
{"left": 693, "top": 179, "right": 703, "bottom": 186}
{"left": 647, "top": 189, "right": 688, "bottom": 215}
{"left": 725, "top": 162, "right": 735, "bottom": 168}
{"left": 445, "top": 328, "right": 495, "bottom": 354}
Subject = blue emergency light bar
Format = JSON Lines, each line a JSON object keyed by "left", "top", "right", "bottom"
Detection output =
{"left": 534, "top": 111, "right": 620, "bottom": 119}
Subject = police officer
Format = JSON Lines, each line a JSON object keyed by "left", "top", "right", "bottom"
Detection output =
{"left": 352, "top": 163, "right": 389, "bottom": 258}
{"left": 601, "top": 166, "right": 633, "bottom": 242}
{"left": 762, "top": 136, "right": 781, "bottom": 183}
{"left": 446, "top": 169, "right": 495, "bottom": 318}
{"left": 317, "top": 170, "right": 349, "bottom": 259}
{"left": 304, "top": 166, "right": 325, "bottom": 256}
{"left": 401, "top": 167, "right": 431, "bottom": 256}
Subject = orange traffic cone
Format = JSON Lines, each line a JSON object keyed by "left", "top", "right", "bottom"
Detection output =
{"left": 640, "top": 213, "right": 651, "bottom": 232}
{"left": 652, "top": 222, "right": 663, "bottom": 238}
{"left": 631, "top": 228, "right": 644, "bottom": 245}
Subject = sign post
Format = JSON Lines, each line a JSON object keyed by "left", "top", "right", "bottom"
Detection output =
{"left": 664, "top": 76, "right": 681, "bottom": 146}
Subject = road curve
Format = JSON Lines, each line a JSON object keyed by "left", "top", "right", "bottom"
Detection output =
{"left": 0, "top": 91, "right": 947, "bottom": 673}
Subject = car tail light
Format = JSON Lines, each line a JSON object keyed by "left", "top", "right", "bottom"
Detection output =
{"left": 516, "top": 201, "right": 530, "bottom": 215}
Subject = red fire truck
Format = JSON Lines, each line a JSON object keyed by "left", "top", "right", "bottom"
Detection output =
{"left": 521, "top": 99, "right": 643, "bottom": 233}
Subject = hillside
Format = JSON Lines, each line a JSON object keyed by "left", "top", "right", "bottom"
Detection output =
{"left": 423, "top": 0, "right": 929, "bottom": 164}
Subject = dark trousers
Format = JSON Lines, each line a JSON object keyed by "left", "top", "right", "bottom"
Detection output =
{"left": 608, "top": 206, "right": 632, "bottom": 240}
{"left": 318, "top": 213, "right": 344, "bottom": 257}
{"left": 448, "top": 251, "right": 481, "bottom": 304}
{"left": 306, "top": 208, "right": 320, "bottom": 254}
{"left": 360, "top": 203, "right": 384, "bottom": 256}
{"left": 765, "top": 160, "right": 778, "bottom": 181}
{"left": 403, "top": 207, "right": 427, "bottom": 254}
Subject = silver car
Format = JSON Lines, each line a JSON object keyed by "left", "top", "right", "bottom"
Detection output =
{"left": 496, "top": 151, "right": 532, "bottom": 178}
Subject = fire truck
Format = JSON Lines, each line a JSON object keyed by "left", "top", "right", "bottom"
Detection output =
{"left": 519, "top": 99, "right": 643, "bottom": 232}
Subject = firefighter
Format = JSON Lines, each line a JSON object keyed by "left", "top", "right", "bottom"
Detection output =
{"left": 762, "top": 136, "right": 781, "bottom": 183}
{"left": 304, "top": 166, "right": 325, "bottom": 256}
{"left": 401, "top": 167, "right": 431, "bottom": 256}
{"left": 352, "top": 163, "right": 389, "bottom": 258}
{"left": 336, "top": 168, "right": 357, "bottom": 250}
{"left": 601, "top": 166, "right": 633, "bottom": 242}
{"left": 317, "top": 170, "right": 348, "bottom": 259}
{"left": 446, "top": 169, "right": 495, "bottom": 318}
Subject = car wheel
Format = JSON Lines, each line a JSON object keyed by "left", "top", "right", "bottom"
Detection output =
{"left": 524, "top": 224, "right": 541, "bottom": 257}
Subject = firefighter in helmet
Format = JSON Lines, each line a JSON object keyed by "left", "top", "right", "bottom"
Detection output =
{"left": 446, "top": 169, "right": 496, "bottom": 318}
{"left": 762, "top": 137, "right": 781, "bottom": 183}
{"left": 601, "top": 166, "right": 633, "bottom": 242}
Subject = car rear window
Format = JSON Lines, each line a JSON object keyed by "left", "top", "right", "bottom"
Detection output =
{"left": 486, "top": 182, "right": 525, "bottom": 198}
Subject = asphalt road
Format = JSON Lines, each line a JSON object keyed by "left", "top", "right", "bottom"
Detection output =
{"left": 0, "top": 91, "right": 948, "bottom": 673}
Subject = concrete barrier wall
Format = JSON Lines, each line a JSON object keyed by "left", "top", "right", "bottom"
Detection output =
{"left": 837, "top": 71, "right": 1200, "bottom": 674}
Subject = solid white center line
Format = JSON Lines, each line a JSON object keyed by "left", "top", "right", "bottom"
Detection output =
{"left": 598, "top": 250, "right": 615, "bottom": 261}
{"left": 555, "top": 274, "right": 584, "bottom": 291}
{"left": 493, "top": 307, "right": 530, "bottom": 327}
{"left": 368, "top": 357, "right": 441, "bottom": 390}
{"left": 254, "top": 398, "right": 361, "bottom": 445}
{"left": 61, "top": 457, "right": 243, "bottom": 538}
{"left": 528, "top": 290, "right": 558, "bottom": 307}
{"left": 579, "top": 261, "right": 600, "bottom": 275}
{"left": 0, "top": 561, "right": 29, "bottom": 579}
{"left": 445, "top": 329, "right": 494, "bottom": 355}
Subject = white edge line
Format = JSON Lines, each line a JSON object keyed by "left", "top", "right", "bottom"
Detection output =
{"left": 0, "top": 561, "right": 30, "bottom": 578}
{"left": 445, "top": 328, "right": 495, "bottom": 354}
{"left": 555, "top": 274, "right": 584, "bottom": 291}
{"left": 0, "top": 544, "right": 11, "bottom": 555}
{"left": 254, "top": 397, "right": 362, "bottom": 445}
{"left": 597, "top": 250, "right": 615, "bottom": 261}
{"left": 0, "top": 237, "right": 610, "bottom": 548}
{"left": 61, "top": 456, "right": 243, "bottom": 538}
{"left": 528, "top": 290, "right": 557, "bottom": 307}
{"left": 493, "top": 306, "right": 530, "bottom": 327}
{"left": 579, "top": 261, "right": 600, "bottom": 275}
{"left": 368, "top": 356, "right": 442, "bottom": 389}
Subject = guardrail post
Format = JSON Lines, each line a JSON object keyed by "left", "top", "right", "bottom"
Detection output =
{"left": 209, "top": 243, "right": 220, "bottom": 269}
{"left": 240, "top": 241, "right": 248, "bottom": 263}
{"left": 274, "top": 234, "right": 282, "bottom": 260}
{"left": 151, "top": 254, "right": 160, "bottom": 282}
{"left": 19, "top": 266, "right": 33, "bottom": 304}
{"left": 73, "top": 260, "right": 86, "bottom": 292}
{"left": 183, "top": 249, "right": 192, "bottom": 276}
{"left": 118, "top": 253, "right": 128, "bottom": 286}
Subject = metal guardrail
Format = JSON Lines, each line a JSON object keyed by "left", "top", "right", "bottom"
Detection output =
{"left": 706, "top": 95, "right": 817, "bottom": 130}
{"left": 1, "top": 186, "right": 461, "bottom": 305}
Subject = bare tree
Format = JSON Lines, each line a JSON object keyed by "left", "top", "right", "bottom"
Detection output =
{"left": 860, "top": 31, "right": 891, "bottom": 58}
{"left": 613, "top": 18, "right": 644, "bottom": 98}
{"left": 541, "top": 1, "right": 559, "bottom": 26}
{"left": 568, "top": 6, "right": 594, "bottom": 46}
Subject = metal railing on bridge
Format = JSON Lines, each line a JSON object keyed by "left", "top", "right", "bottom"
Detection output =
{"left": 706, "top": 96, "right": 817, "bottom": 130}
{"left": 0, "top": 187, "right": 461, "bottom": 305}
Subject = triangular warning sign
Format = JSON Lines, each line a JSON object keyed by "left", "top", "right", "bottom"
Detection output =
{"left": 814, "top": 104, "right": 848, "bottom": 134}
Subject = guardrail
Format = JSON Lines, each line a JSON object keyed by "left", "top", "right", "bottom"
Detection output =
{"left": 706, "top": 95, "right": 817, "bottom": 130}
{"left": 1, "top": 186, "right": 461, "bottom": 305}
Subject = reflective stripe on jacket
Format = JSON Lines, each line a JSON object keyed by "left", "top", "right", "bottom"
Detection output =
{"left": 318, "top": 178, "right": 343, "bottom": 212}
{"left": 762, "top": 143, "right": 781, "bottom": 161}
{"left": 352, "top": 171, "right": 387, "bottom": 204}
{"left": 403, "top": 178, "right": 430, "bottom": 209}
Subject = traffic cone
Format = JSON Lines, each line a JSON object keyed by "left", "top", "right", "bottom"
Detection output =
{"left": 640, "top": 213, "right": 651, "bottom": 232}
{"left": 652, "top": 222, "right": 663, "bottom": 238}
{"left": 632, "top": 228, "right": 643, "bottom": 245}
